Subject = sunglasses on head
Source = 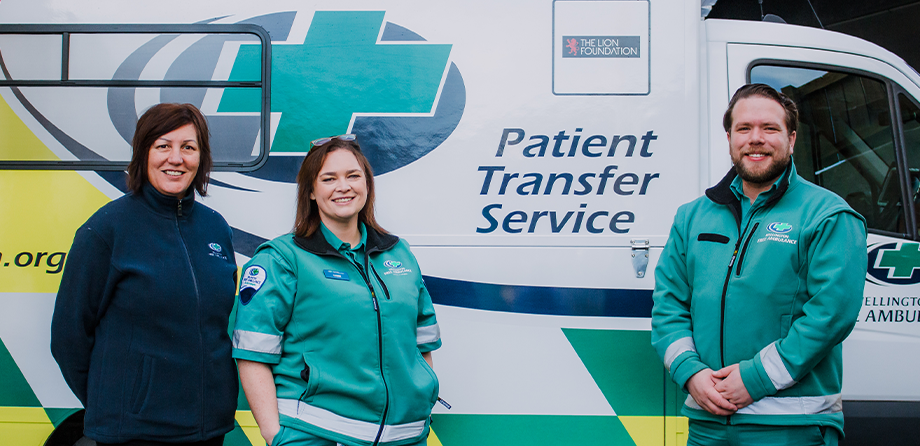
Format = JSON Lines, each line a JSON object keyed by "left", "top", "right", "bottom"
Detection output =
{"left": 310, "top": 134, "right": 357, "bottom": 149}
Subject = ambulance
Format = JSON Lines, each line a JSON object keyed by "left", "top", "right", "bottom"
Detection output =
{"left": 1, "top": 0, "right": 918, "bottom": 445}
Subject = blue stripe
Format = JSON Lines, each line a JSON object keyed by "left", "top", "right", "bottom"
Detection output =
{"left": 241, "top": 154, "right": 304, "bottom": 182}
{"left": 423, "top": 276, "right": 653, "bottom": 317}
{"left": 210, "top": 178, "right": 258, "bottom": 192}
{"left": 97, "top": 171, "right": 128, "bottom": 192}
{"left": 232, "top": 227, "right": 268, "bottom": 258}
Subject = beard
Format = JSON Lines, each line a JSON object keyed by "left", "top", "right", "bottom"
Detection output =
{"left": 733, "top": 154, "right": 791, "bottom": 186}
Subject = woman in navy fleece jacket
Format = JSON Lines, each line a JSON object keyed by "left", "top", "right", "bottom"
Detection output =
{"left": 51, "top": 103, "right": 239, "bottom": 446}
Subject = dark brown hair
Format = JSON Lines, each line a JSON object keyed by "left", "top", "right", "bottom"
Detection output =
{"left": 127, "top": 103, "right": 213, "bottom": 196}
{"left": 293, "top": 138, "right": 387, "bottom": 238}
{"left": 723, "top": 83, "right": 798, "bottom": 135}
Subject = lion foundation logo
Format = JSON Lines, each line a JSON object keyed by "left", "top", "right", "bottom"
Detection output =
{"left": 561, "top": 36, "right": 640, "bottom": 58}
{"left": 867, "top": 242, "right": 920, "bottom": 285}
{"left": 565, "top": 38, "right": 579, "bottom": 56}
{"left": 553, "top": 1, "right": 649, "bottom": 94}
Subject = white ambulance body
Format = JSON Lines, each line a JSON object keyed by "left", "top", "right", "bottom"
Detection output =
{"left": 1, "top": 1, "right": 918, "bottom": 445}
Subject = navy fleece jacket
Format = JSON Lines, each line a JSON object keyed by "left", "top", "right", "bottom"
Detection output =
{"left": 51, "top": 184, "right": 239, "bottom": 443}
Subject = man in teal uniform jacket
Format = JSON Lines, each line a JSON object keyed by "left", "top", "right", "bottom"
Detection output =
{"left": 651, "top": 84, "right": 867, "bottom": 446}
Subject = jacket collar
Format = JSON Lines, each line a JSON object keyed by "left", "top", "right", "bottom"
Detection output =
{"left": 139, "top": 182, "right": 195, "bottom": 218}
{"left": 707, "top": 160, "right": 796, "bottom": 205}
{"left": 293, "top": 224, "right": 399, "bottom": 257}
{"left": 705, "top": 159, "right": 796, "bottom": 225}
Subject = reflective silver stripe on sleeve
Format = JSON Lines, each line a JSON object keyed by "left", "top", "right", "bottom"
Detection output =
{"left": 278, "top": 398, "right": 426, "bottom": 442}
{"left": 417, "top": 323, "right": 440, "bottom": 345}
{"left": 684, "top": 394, "right": 842, "bottom": 415}
{"left": 738, "top": 394, "right": 843, "bottom": 415}
{"left": 232, "top": 330, "right": 282, "bottom": 355}
{"left": 664, "top": 336, "right": 696, "bottom": 371}
{"left": 760, "top": 342, "right": 795, "bottom": 391}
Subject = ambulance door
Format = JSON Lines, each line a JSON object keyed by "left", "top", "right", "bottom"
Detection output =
{"left": 725, "top": 43, "right": 920, "bottom": 444}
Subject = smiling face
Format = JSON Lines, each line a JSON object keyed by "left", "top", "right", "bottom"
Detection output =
{"left": 728, "top": 96, "right": 797, "bottom": 191}
{"left": 310, "top": 149, "right": 368, "bottom": 230}
{"left": 146, "top": 123, "right": 200, "bottom": 198}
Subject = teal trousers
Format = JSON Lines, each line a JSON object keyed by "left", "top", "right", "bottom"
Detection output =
{"left": 270, "top": 425, "right": 429, "bottom": 446}
{"left": 688, "top": 420, "right": 839, "bottom": 446}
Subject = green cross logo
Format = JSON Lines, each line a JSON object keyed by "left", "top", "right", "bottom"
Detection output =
{"left": 217, "top": 11, "right": 452, "bottom": 153}
{"left": 876, "top": 243, "right": 920, "bottom": 278}
{"left": 767, "top": 222, "right": 793, "bottom": 233}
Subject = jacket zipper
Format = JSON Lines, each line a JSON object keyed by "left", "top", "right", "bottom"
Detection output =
{"left": 718, "top": 214, "right": 758, "bottom": 369}
{"left": 735, "top": 222, "right": 759, "bottom": 276}
{"left": 370, "top": 264, "right": 391, "bottom": 300}
{"left": 719, "top": 241, "right": 741, "bottom": 370}
{"left": 371, "top": 289, "right": 389, "bottom": 446}
{"left": 346, "top": 253, "right": 390, "bottom": 445}
{"left": 718, "top": 211, "right": 760, "bottom": 425}
{"left": 174, "top": 201, "right": 204, "bottom": 436}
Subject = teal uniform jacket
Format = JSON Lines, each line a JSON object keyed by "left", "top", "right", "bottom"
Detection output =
{"left": 651, "top": 163, "right": 867, "bottom": 435}
{"left": 232, "top": 224, "right": 441, "bottom": 446}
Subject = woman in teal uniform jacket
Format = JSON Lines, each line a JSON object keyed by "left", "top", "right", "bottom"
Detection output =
{"left": 233, "top": 135, "right": 442, "bottom": 446}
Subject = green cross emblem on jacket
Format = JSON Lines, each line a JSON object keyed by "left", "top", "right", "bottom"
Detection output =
{"left": 772, "top": 222, "right": 792, "bottom": 232}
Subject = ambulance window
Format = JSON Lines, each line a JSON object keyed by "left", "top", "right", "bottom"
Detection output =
{"left": 0, "top": 25, "right": 270, "bottom": 171}
{"left": 752, "top": 65, "right": 904, "bottom": 236}
{"left": 898, "top": 93, "right": 920, "bottom": 237}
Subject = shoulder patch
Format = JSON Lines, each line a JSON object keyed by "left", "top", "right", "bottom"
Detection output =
{"left": 240, "top": 265, "right": 266, "bottom": 305}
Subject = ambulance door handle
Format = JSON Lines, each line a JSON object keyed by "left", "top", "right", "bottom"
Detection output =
{"left": 630, "top": 239, "right": 650, "bottom": 278}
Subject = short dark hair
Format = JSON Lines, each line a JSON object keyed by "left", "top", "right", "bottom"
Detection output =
{"left": 723, "top": 83, "right": 798, "bottom": 135}
{"left": 126, "top": 103, "right": 213, "bottom": 196}
{"left": 293, "top": 138, "right": 387, "bottom": 238}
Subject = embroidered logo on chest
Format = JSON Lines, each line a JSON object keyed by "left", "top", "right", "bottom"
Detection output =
{"left": 383, "top": 259, "right": 412, "bottom": 276}
{"left": 758, "top": 222, "right": 798, "bottom": 245}
{"left": 208, "top": 242, "right": 228, "bottom": 260}
{"left": 767, "top": 222, "right": 793, "bottom": 233}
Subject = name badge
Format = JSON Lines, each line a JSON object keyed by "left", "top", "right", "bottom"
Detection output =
{"left": 323, "top": 269, "right": 350, "bottom": 281}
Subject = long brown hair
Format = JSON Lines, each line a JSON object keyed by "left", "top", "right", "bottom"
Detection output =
{"left": 126, "top": 103, "right": 213, "bottom": 196}
{"left": 293, "top": 139, "right": 387, "bottom": 238}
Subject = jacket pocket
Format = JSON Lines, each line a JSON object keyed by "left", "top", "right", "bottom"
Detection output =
{"left": 416, "top": 351, "right": 439, "bottom": 407}
{"left": 698, "top": 233, "right": 730, "bottom": 244}
{"left": 129, "top": 355, "right": 153, "bottom": 414}
{"left": 270, "top": 425, "right": 287, "bottom": 446}
{"left": 300, "top": 353, "right": 320, "bottom": 403}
